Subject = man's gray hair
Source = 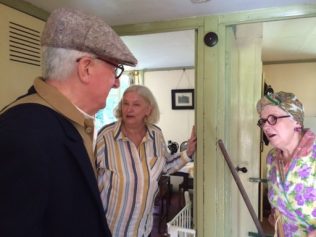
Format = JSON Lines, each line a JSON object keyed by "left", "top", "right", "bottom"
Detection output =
{"left": 41, "top": 47, "right": 94, "bottom": 80}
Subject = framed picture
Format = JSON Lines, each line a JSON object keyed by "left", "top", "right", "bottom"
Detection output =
{"left": 171, "top": 89, "right": 194, "bottom": 110}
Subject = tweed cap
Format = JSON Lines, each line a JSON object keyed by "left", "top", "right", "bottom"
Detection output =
{"left": 41, "top": 8, "right": 137, "bottom": 66}
{"left": 256, "top": 91, "right": 304, "bottom": 126}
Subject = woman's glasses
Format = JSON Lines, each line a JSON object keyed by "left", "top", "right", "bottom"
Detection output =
{"left": 257, "top": 115, "right": 290, "bottom": 128}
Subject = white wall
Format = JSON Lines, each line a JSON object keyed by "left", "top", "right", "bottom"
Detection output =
{"left": 264, "top": 62, "right": 316, "bottom": 132}
{"left": 144, "top": 69, "right": 195, "bottom": 146}
{"left": 144, "top": 69, "right": 195, "bottom": 190}
{"left": 264, "top": 62, "right": 316, "bottom": 116}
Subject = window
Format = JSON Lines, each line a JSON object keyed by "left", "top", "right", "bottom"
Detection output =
{"left": 95, "top": 74, "right": 130, "bottom": 131}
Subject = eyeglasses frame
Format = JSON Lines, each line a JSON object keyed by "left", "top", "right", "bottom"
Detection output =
{"left": 257, "top": 114, "right": 290, "bottom": 128}
{"left": 76, "top": 56, "right": 124, "bottom": 79}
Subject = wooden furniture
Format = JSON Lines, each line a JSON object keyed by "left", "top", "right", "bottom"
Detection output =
{"left": 155, "top": 175, "right": 172, "bottom": 233}
{"left": 171, "top": 171, "right": 193, "bottom": 207}
{"left": 170, "top": 162, "right": 194, "bottom": 206}
{"left": 178, "top": 172, "right": 193, "bottom": 192}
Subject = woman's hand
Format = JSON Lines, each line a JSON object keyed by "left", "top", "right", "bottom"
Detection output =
{"left": 186, "top": 125, "right": 197, "bottom": 157}
{"left": 268, "top": 208, "right": 276, "bottom": 227}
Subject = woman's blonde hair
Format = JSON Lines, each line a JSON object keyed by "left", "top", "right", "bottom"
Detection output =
{"left": 115, "top": 85, "right": 160, "bottom": 124}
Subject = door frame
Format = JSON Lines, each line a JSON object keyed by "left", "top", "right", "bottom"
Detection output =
{"left": 214, "top": 4, "right": 316, "bottom": 237}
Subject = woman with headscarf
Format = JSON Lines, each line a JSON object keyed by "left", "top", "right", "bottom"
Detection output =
{"left": 95, "top": 85, "right": 197, "bottom": 237}
{"left": 256, "top": 91, "right": 316, "bottom": 237}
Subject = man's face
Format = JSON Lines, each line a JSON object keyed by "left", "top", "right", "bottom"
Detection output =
{"left": 87, "top": 58, "right": 120, "bottom": 114}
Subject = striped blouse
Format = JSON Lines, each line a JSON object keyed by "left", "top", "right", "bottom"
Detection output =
{"left": 95, "top": 121, "right": 191, "bottom": 237}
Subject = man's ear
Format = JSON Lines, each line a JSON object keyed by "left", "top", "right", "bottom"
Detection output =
{"left": 77, "top": 57, "right": 93, "bottom": 84}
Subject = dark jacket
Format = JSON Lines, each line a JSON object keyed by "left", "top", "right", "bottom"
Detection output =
{"left": 0, "top": 104, "right": 111, "bottom": 237}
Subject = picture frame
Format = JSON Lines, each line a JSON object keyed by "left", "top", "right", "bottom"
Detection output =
{"left": 171, "top": 89, "right": 194, "bottom": 110}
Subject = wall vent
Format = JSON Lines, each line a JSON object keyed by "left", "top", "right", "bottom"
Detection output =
{"left": 9, "top": 21, "right": 41, "bottom": 67}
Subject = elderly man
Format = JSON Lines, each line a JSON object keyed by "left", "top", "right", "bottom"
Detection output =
{"left": 0, "top": 8, "right": 136, "bottom": 237}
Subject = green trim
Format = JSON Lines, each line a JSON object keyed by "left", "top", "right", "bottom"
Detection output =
{"left": 218, "top": 4, "right": 316, "bottom": 25}
{"left": 264, "top": 58, "right": 316, "bottom": 65}
{"left": 201, "top": 15, "right": 220, "bottom": 237}
{"left": 127, "top": 66, "right": 194, "bottom": 72}
{"left": 113, "top": 17, "right": 204, "bottom": 35}
{"left": 194, "top": 24, "right": 206, "bottom": 237}
{"left": 0, "top": 0, "right": 49, "bottom": 20}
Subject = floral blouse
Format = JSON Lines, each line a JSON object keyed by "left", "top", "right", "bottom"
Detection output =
{"left": 266, "top": 129, "right": 316, "bottom": 237}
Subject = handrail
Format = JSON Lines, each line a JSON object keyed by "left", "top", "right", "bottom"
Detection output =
{"left": 217, "top": 139, "right": 266, "bottom": 237}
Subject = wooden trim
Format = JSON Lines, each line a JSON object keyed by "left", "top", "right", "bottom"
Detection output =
{"left": 0, "top": 0, "right": 49, "bottom": 21}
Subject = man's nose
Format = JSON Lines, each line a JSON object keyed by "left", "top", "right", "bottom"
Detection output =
{"left": 113, "top": 78, "right": 120, "bottom": 88}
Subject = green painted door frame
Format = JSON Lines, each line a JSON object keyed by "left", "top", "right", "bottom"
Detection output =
{"left": 213, "top": 5, "right": 316, "bottom": 237}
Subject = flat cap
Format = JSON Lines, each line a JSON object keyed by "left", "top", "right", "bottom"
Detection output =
{"left": 256, "top": 91, "right": 304, "bottom": 126}
{"left": 41, "top": 8, "right": 137, "bottom": 66}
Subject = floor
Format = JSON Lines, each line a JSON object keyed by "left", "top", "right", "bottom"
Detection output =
{"left": 151, "top": 190, "right": 275, "bottom": 237}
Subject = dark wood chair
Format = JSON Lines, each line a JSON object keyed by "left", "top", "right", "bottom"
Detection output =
{"left": 155, "top": 175, "right": 172, "bottom": 233}
{"left": 178, "top": 172, "right": 193, "bottom": 207}
{"left": 178, "top": 173, "right": 193, "bottom": 192}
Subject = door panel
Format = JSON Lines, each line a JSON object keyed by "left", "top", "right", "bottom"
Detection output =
{"left": 225, "top": 23, "right": 263, "bottom": 237}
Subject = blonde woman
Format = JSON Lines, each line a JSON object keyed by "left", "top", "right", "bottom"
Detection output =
{"left": 96, "top": 85, "right": 196, "bottom": 237}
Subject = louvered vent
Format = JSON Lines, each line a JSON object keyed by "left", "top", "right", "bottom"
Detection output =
{"left": 9, "top": 21, "right": 41, "bottom": 66}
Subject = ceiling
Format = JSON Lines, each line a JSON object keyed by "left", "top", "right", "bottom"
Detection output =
{"left": 22, "top": 0, "right": 316, "bottom": 70}
{"left": 121, "top": 30, "right": 195, "bottom": 70}
{"left": 262, "top": 17, "right": 316, "bottom": 63}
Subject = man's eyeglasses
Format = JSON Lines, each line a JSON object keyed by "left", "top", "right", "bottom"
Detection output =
{"left": 257, "top": 115, "right": 290, "bottom": 128}
{"left": 100, "top": 59, "right": 124, "bottom": 79}
{"left": 76, "top": 57, "right": 124, "bottom": 79}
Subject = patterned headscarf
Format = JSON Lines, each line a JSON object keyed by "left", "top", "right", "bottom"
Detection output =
{"left": 256, "top": 91, "right": 304, "bottom": 126}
